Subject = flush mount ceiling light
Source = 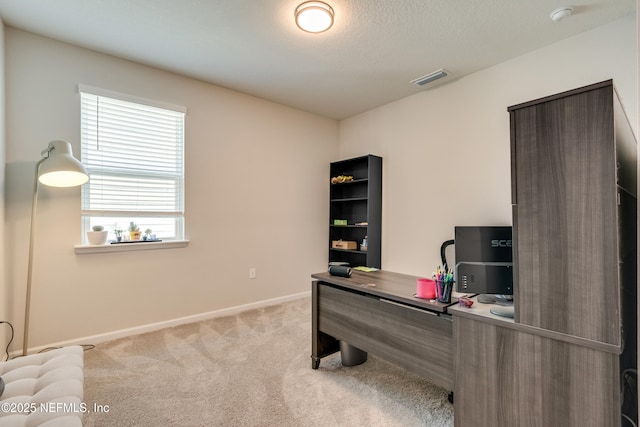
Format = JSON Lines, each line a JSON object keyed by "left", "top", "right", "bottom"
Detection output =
{"left": 295, "top": 1, "right": 334, "bottom": 33}
{"left": 550, "top": 6, "right": 573, "bottom": 22}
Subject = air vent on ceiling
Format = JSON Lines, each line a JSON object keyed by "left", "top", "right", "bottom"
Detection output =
{"left": 410, "top": 69, "right": 449, "bottom": 86}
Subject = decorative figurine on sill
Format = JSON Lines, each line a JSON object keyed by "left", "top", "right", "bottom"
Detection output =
{"left": 128, "top": 221, "right": 141, "bottom": 241}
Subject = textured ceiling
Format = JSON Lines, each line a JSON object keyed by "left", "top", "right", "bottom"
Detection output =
{"left": 0, "top": 0, "right": 635, "bottom": 119}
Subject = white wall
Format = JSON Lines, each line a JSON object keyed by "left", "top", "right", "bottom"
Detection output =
{"left": 340, "top": 14, "right": 637, "bottom": 278}
{"left": 4, "top": 28, "right": 339, "bottom": 351}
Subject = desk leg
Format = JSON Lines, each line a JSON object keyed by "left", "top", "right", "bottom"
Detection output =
{"left": 311, "top": 280, "right": 339, "bottom": 369}
{"left": 312, "top": 356, "right": 321, "bottom": 369}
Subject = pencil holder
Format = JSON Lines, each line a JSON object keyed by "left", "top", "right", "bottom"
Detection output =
{"left": 435, "top": 279, "right": 453, "bottom": 304}
{"left": 416, "top": 278, "right": 437, "bottom": 299}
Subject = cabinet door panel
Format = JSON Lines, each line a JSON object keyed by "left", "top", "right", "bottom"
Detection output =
{"left": 454, "top": 317, "right": 619, "bottom": 427}
{"left": 512, "top": 86, "right": 619, "bottom": 345}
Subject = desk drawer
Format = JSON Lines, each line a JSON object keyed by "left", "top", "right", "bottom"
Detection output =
{"left": 318, "top": 283, "right": 453, "bottom": 390}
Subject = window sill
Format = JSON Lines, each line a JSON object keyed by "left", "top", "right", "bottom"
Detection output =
{"left": 74, "top": 240, "right": 189, "bottom": 254}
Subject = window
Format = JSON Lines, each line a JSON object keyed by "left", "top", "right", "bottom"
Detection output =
{"left": 79, "top": 85, "right": 186, "bottom": 243}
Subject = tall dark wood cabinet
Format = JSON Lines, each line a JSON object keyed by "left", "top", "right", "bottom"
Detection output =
{"left": 509, "top": 80, "right": 636, "bottom": 425}
{"left": 329, "top": 155, "right": 382, "bottom": 268}
{"left": 509, "top": 80, "right": 636, "bottom": 347}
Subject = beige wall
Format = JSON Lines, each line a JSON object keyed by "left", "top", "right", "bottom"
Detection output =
{"left": 340, "top": 14, "right": 637, "bottom": 278}
{"left": 0, "top": 20, "right": 6, "bottom": 346}
{"left": 4, "top": 28, "right": 339, "bottom": 351}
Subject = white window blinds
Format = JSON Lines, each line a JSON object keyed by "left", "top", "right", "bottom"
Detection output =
{"left": 80, "top": 86, "right": 186, "bottom": 240}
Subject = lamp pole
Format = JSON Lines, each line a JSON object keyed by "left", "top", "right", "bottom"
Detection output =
{"left": 22, "top": 142, "right": 88, "bottom": 356}
{"left": 23, "top": 157, "right": 46, "bottom": 356}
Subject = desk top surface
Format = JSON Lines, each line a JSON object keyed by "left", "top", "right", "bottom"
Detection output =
{"left": 448, "top": 295, "right": 515, "bottom": 324}
{"left": 311, "top": 269, "right": 457, "bottom": 314}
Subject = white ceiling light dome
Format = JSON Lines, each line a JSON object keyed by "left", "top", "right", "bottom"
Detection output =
{"left": 295, "top": 1, "right": 334, "bottom": 33}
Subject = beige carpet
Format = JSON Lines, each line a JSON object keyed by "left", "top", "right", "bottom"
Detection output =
{"left": 82, "top": 297, "right": 454, "bottom": 426}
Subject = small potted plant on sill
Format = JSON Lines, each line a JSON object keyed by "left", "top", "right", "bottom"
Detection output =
{"left": 87, "top": 225, "right": 108, "bottom": 245}
{"left": 143, "top": 228, "right": 153, "bottom": 241}
{"left": 128, "top": 221, "right": 141, "bottom": 241}
{"left": 113, "top": 227, "right": 123, "bottom": 242}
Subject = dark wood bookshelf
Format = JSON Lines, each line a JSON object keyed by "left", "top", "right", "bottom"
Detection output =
{"left": 328, "top": 155, "right": 382, "bottom": 268}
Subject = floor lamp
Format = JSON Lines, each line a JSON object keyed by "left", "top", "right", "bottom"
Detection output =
{"left": 23, "top": 140, "right": 89, "bottom": 355}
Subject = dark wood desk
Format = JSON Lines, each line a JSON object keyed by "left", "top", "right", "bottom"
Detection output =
{"left": 311, "top": 270, "right": 457, "bottom": 391}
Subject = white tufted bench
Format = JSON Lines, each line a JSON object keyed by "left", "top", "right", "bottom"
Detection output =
{"left": 0, "top": 346, "right": 84, "bottom": 427}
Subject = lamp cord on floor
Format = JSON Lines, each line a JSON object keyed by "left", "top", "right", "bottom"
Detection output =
{"left": 0, "top": 321, "right": 94, "bottom": 359}
{"left": 0, "top": 322, "right": 14, "bottom": 362}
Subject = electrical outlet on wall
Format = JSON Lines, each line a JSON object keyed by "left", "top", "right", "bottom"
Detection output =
{"left": 249, "top": 268, "right": 256, "bottom": 279}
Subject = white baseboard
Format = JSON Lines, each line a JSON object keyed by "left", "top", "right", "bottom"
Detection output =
{"left": 22, "top": 291, "right": 311, "bottom": 355}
